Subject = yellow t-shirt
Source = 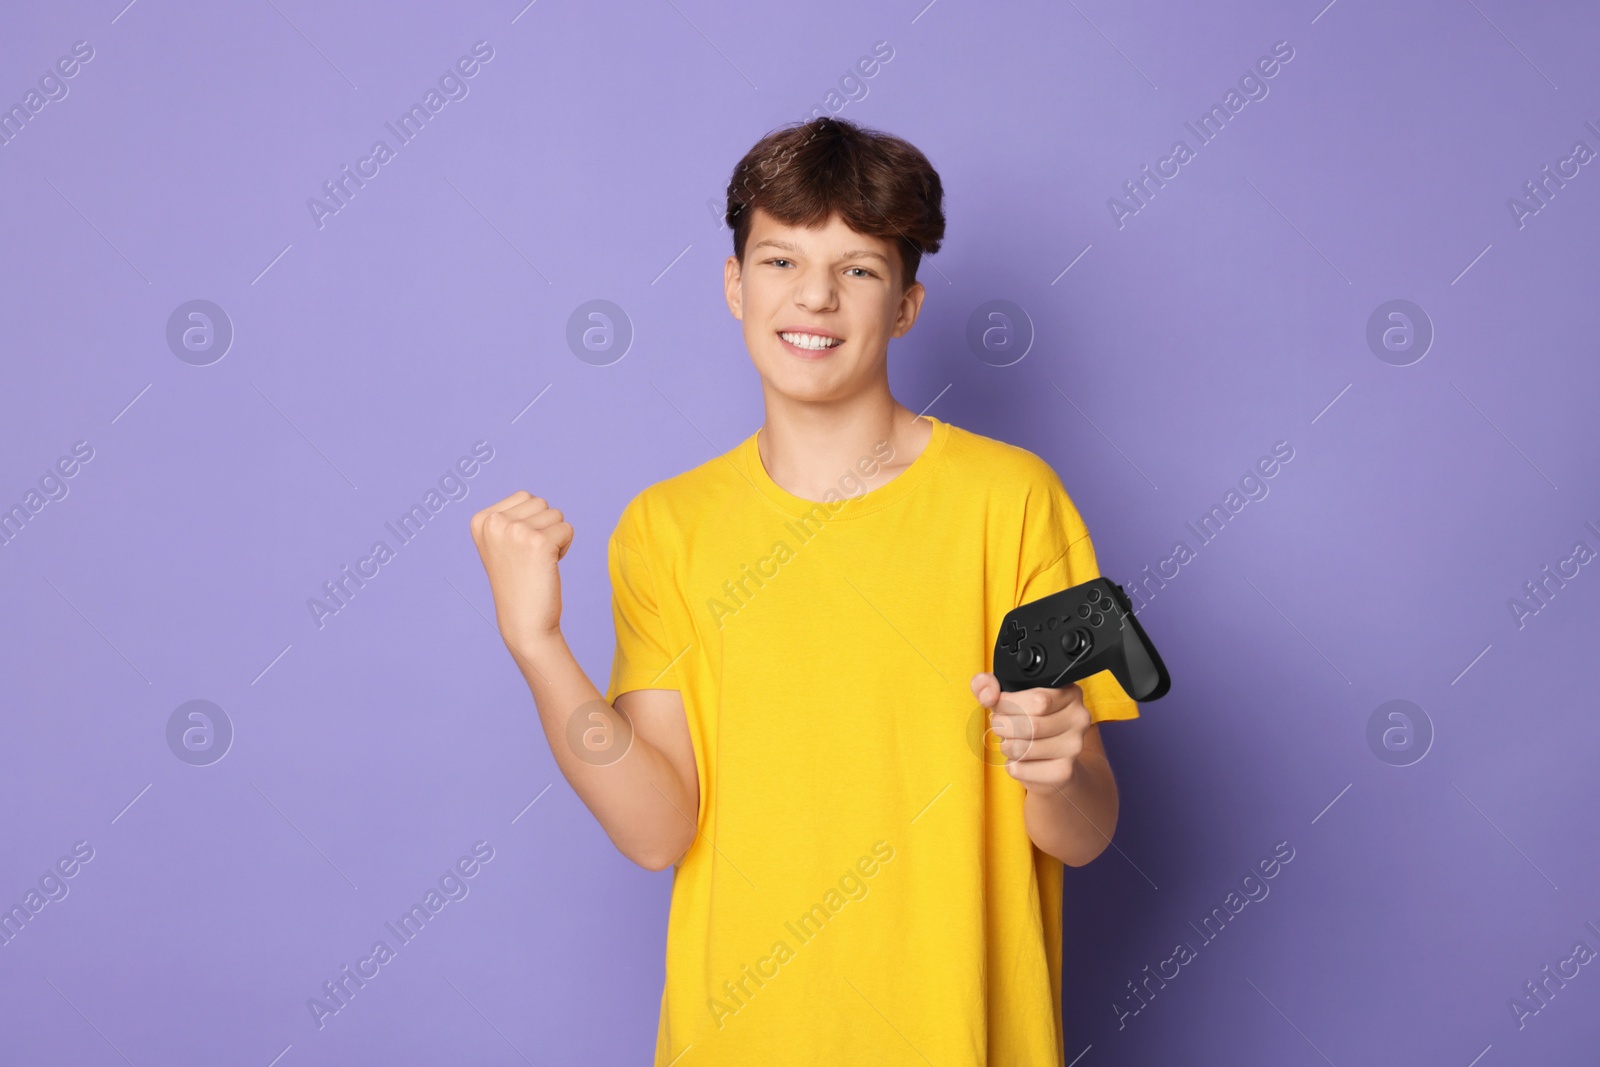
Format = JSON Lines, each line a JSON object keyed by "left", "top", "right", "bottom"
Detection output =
{"left": 605, "top": 415, "right": 1139, "bottom": 1065}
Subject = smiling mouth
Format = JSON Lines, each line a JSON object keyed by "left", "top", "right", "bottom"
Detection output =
{"left": 777, "top": 331, "right": 844, "bottom": 352}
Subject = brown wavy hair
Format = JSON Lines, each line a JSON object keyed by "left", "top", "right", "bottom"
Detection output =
{"left": 724, "top": 116, "right": 946, "bottom": 290}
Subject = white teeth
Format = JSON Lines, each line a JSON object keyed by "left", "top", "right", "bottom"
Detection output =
{"left": 780, "top": 332, "right": 842, "bottom": 350}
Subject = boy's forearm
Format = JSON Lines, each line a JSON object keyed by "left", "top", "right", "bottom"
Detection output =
{"left": 1022, "top": 749, "right": 1120, "bottom": 867}
{"left": 508, "top": 633, "right": 696, "bottom": 870}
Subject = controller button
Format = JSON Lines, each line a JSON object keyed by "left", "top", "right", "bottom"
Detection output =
{"left": 1089, "top": 611, "right": 1104, "bottom": 626}
{"left": 1077, "top": 604, "right": 1091, "bottom": 618}
{"left": 1088, "top": 588, "right": 1104, "bottom": 603}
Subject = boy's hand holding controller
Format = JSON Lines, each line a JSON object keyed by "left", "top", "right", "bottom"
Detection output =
{"left": 969, "top": 672, "right": 1095, "bottom": 794}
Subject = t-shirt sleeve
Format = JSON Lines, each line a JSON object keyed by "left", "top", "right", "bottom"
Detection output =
{"left": 605, "top": 500, "right": 681, "bottom": 704}
{"left": 1015, "top": 466, "right": 1140, "bottom": 723}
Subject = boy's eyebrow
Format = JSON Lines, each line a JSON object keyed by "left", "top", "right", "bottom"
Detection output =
{"left": 752, "top": 237, "right": 890, "bottom": 264}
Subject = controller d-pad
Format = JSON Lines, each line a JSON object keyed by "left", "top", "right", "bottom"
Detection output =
{"left": 999, "top": 619, "right": 1027, "bottom": 654}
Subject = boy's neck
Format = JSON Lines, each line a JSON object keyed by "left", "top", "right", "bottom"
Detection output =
{"left": 755, "top": 386, "right": 934, "bottom": 501}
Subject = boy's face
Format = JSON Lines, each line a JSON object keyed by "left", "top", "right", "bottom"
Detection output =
{"left": 725, "top": 208, "right": 926, "bottom": 405}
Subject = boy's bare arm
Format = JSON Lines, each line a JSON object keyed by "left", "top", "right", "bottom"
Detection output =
{"left": 471, "top": 491, "right": 699, "bottom": 871}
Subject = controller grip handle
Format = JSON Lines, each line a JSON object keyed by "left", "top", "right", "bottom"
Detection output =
{"left": 1107, "top": 589, "right": 1171, "bottom": 701}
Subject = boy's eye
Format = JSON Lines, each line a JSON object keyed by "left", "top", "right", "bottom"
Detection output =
{"left": 846, "top": 267, "right": 874, "bottom": 278}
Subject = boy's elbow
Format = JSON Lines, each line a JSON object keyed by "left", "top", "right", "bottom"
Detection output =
{"left": 626, "top": 832, "right": 692, "bottom": 872}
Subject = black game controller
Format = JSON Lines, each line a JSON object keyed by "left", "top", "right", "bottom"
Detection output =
{"left": 993, "top": 578, "right": 1171, "bottom": 701}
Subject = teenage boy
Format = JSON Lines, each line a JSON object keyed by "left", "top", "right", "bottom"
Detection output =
{"left": 471, "top": 116, "right": 1140, "bottom": 1065}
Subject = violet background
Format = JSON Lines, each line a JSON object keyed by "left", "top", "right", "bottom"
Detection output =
{"left": 2, "top": 0, "right": 1597, "bottom": 1063}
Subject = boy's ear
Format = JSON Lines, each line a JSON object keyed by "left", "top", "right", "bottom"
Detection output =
{"left": 892, "top": 280, "right": 927, "bottom": 338}
{"left": 724, "top": 254, "right": 744, "bottom": 320}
